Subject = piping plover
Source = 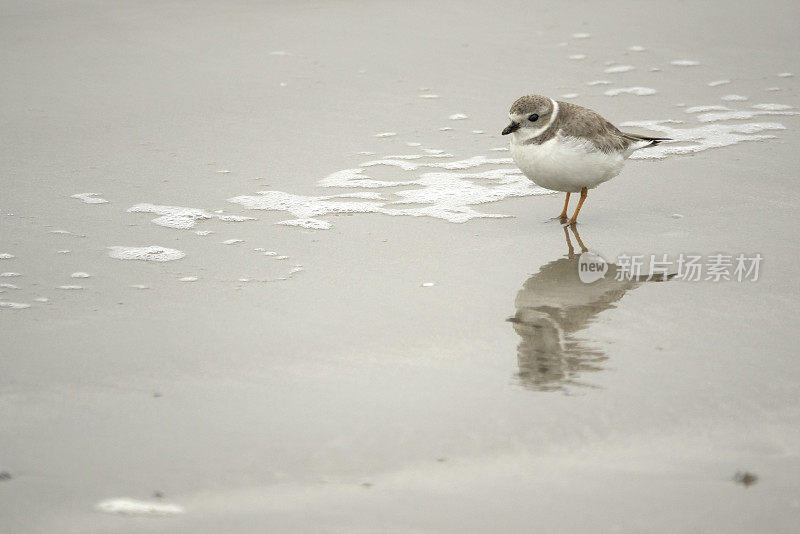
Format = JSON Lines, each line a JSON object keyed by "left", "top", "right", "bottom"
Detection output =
{"left": 502, "top": 95, "right": 669, "bottom": 225}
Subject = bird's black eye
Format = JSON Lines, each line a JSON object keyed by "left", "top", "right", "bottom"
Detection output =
{"left": 529, "top": 114, "right": 539, "bottom": 122}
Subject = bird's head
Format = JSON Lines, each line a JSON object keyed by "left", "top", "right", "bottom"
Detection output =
{"left": 502, "top": 95, "right": 557, "bottom": 141}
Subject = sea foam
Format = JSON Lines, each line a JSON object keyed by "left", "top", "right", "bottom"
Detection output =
{"left": 127, "top": 204, "right": 255, "bottom": 229}
{"left": 604, "top": 65, "right": 635, "bottom": 74}
{"left": 721, "top": 94, "right": 748, "bottom": 102}
{"left": 71, "top": 193, "right": 108, "bottom": 204}
{"left": 229, "top": 154, "right": 548, "bottom": 230}
{"left": 108, "top": 246, "right": 186, "bottom": 262}
{"left": 670, "top": 59, "right": 701, "bottom": 66}
{"left": 684, "top": 105, "right": 732, "bottom": 113}
{"left": 622, "top": 119, "right": 788, "bottom": 159}
{"left": 94, "top": 498, "right": 184, "bottom": 516}
{"left": 604, "top": 87, "right": 657, "bottom": 96}
{"left": 0, "top": 302, "right": 30, "bottom": 309}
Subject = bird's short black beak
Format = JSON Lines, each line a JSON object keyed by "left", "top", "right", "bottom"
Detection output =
{"left": 502, "top": 121, "right": 520, "bottom": 136}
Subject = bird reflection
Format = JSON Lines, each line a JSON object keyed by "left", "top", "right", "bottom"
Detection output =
{"left": 508, "top": 226, "right": 658, "bottom": 392}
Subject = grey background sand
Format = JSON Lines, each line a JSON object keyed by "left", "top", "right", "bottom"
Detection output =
{"left": 2, "top": 1, "right": 799, "bottom": 532}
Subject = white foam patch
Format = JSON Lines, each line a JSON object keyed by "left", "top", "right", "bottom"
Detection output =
{"left": 696, "top": 108, "right": 799, "bottom": 123}
{"left": 70, "top": 272, "right": 90, "bottom": 278}
{"left": 180, "top": 276, "right": 198, "bottom": 282}
{"left": 34, "top": 297, "right": 49, "bottom": 302}
{"left": 561, "top": 93, "right": 579, "bottom": 99}
{"left": 1, "top": 272, "right": 21, "bottom": 277}
{"left": 448, "top": 113, "right": 469, "bottom": 120}
{"left": 222, "top": 239, "right": 243, "bottom": 245}
{"left": 604, "top": 87, "right": 657, "bottom": 96}
{"left": 229, "top": 154, "right": 548, "bottom": 229}
{"left": 569, "top": 54, "right": 587, "bottom": 60}
{"left": 419, "top": 94, "right": 440, "bottom": 99}
{"left": 108, "top": 246, "right": 185, "bottom": 262}
{"left": 670, "top": 59, "right": 701, "bottom": 66}
{"left": 708, "top": 79, "right": 731, "bottom": 87}
{"left": 374, "top": 132, "right": 396, "bottom": 138}
{"left": 628, "top": 45, "right": 645, "bottom": 52}
{"left": 621, "top": 119, "right": 789, "bottom": 159}
{"left": 765, "top": 87, "right": 781, "bottom": 92}
{"left": 0, "top": 253, "right": 14, "bottom": 259}
{"left": 572, "top": 33, "right": 591, "bottom": 39}
{"left": 587, "top": 80, "right": 612, "bottom": 86}
{"left": 777, "top": 72, "right": 794, "bottom": 78}
{"left": 57, "top": 250, "right": 70, "bottom": 254}
{"left": 71, "top": 192, "right": 108, "bottom": 204}
{"left": 131, "top": 285, "right": 149, "bottom": 289}
{"left": 57, "top": 285, "right": 83, "bottom": 290}
{"left": 127, "top": 204, "right": 207, "bottom": 229}
{"left": 0, "top": 283, "right": 19, "bottom": 289}
{"left": 0, "top": 302, "right": 30, "bottom": 309}
{"left": 275, "top": 218, "right": 329, "bottom": 229}
{"left": 472, "top": 130, "right": 485, "bottom": 134}
{"left": 49, "top": 230, "right": 84, "bottom": 237}
{"left": 322, "top": 168, "right": 405, "bottom": 189}
{"left": 721, "top": 94, "right": 748, "bottom": 101}
{"left": 684, "top": 105, "right": 732, "bottom": 113}
{"left": 94, "top": 498, "right": 185, "bottom": 516}
{"left": 751, "top": 103, "right": 793, "bottom": 111}
{"left": 604, "top": 65, "right": 634, "bottom": 74}
{"left": 127, "top": 204, "right": 255, "bottom": 230}
{"left": 385, "top": 154, "right": 424, "bottom": 160}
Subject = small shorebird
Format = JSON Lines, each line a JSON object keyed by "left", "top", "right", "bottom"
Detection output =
{"left": 502, "top": 95, "right": 669, "bottom": 225}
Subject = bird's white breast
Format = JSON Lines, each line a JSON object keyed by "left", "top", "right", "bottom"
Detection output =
{"left": 510, "top": 134, "right": 626, "bottom": 193}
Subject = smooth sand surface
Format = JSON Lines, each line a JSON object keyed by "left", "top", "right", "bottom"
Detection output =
{"left": 2, "top": 1, "right": 799, "bottom": 532}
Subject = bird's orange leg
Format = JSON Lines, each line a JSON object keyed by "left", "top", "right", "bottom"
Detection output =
{"left": 568, "top": 187, "right": 588, "bottom": 226}
{"left": 555, "top": 193, "right": 570, "bottom": 220}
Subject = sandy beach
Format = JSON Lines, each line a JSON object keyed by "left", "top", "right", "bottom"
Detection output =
{"left": 2, "top": 1, "right": 799, "bottom": 532}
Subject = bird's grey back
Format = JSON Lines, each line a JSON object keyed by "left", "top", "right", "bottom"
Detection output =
{"left": 527, "top": 100, "right": 634, "bottom": 153}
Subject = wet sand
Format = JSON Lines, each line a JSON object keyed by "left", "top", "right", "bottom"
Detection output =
{"left": 2, "top": 1, "right": 799, "bottom": 532}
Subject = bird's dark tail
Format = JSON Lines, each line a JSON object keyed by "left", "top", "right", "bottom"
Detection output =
{"left": 623, "top": 133, "right": 672, "bottom": 147}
